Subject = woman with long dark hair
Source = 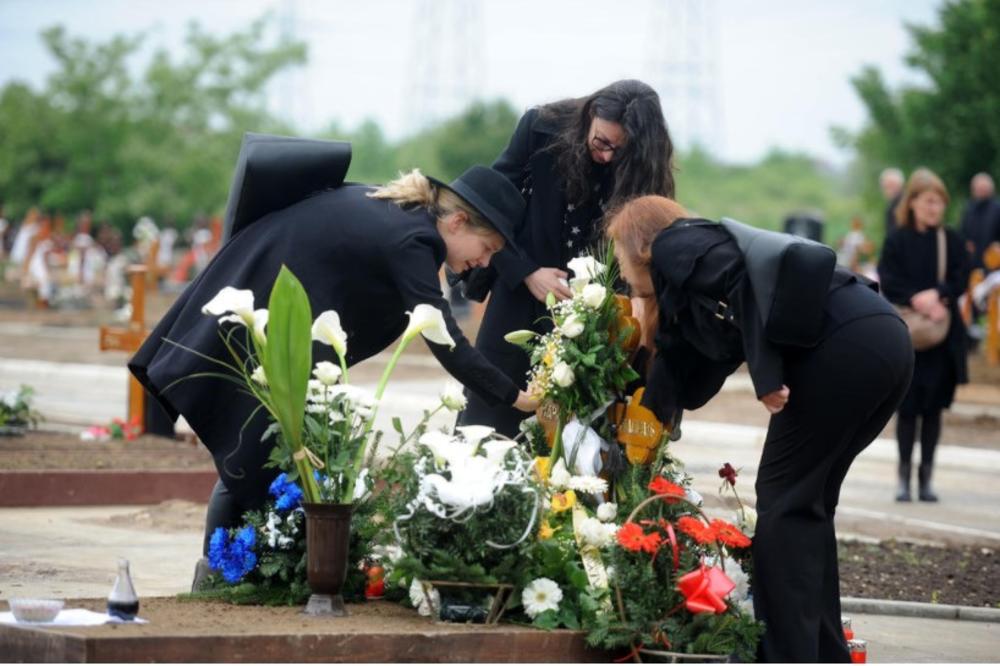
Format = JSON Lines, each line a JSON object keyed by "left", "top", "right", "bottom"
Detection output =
{"left": 878, "top": 168, "right": 969, "bottom": 502}
{"left": 458, "top": 79, "right": 676, "bottom": 436}
{"left": 607, "top": 196, "right": 913, "bottom": 662}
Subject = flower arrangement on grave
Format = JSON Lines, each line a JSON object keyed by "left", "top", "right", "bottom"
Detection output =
{"left": 80, "top": 416, "right": 142, "bottom": 442}
{"left": 171, "top": 265, "right": 458, "bottom": 613}
{"left": 387, "top": 426, "right": 541, "bottom": 621}
{"left": 0, "top": 385, "right": 42, "bottom": 434}
{"left": 585, "top": 456, "right": 763, "bottom": 662}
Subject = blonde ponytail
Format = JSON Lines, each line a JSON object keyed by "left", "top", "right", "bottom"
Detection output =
{"left": 368, "top": 168, "right": 499, "bottom": 238}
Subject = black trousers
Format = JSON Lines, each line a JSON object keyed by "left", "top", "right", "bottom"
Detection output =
{"left": 753, "top": 313, "right": 913, "bottom": 663}
{"left": 201, "top": 479, "right": 257, "bottom": 555}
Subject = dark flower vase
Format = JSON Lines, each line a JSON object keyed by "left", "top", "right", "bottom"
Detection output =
{"left": 303, "top": 502, "right": 353, "bottom": 616}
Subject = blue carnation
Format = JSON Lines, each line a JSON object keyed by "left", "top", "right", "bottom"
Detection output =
{"left": 206, "top": 525, "right": 258, "bottom": 584}
{"left": 269, "top": 473, "right": 304, "bottom": 511}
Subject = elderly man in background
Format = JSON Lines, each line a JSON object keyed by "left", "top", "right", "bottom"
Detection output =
{"left": 960, "top": 172, "right": 1000, "bottom": 271}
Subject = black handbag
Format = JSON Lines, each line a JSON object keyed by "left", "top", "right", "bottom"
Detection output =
{"left": 222, "top": 132, "right": 353, "bottom": 242}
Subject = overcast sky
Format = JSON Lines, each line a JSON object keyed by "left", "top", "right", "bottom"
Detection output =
{"left": 0, "top": 0, "right": 941, "bottom": 165}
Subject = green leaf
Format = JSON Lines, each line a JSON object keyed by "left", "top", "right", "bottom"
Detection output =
{"left": 392, "top": 417, "right": 404, "bottom": 435}
{"left": 260, "top": 267, "right": 313, "bottom": 476}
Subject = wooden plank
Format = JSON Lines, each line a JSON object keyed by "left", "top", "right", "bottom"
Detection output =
{"left": 0, "top": 470, "right": 217, "bottom": 507}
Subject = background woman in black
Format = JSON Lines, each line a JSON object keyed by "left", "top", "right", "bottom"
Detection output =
{"left": 458, "top": 79, "right": 676, "bottom": 436}
{"left": 878, "top": 168, "right": 969, "bottom": 502}
{"left": 129, "top": 166, "right": 537, "bottom": 580}
{"left": 607, "top": 196, "right": 913, "bottom": 663}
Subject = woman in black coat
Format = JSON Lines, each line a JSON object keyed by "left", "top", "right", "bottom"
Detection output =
{"left": 607, "top": 195, "right": 914, "bottom": 663}
{"left": 457, "top": 79, "right": 676, "bottom": 437}
{"left": 129, "top": 166, "right": 537, "bottom": 572}
{"left": 878, "top": 168, "right": 969, "bottom": 502}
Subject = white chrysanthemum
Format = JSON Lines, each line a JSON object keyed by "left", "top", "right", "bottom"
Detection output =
{"left": 312, "top": 361, "right": 342, "bottom": 386}
{"left": 549, "top": 459, "right": 571, "bottom": 489}
{"left": 596, "top": 502, "right": 618, "bottom": 522}
{"left": 409, "top": 579, "right": 440, "bottom": 617}
{"left": 251, "top": 366, "right": 268, "bottom": 386}
{"left": 439, "top": 380, "right": 467, "bottom": 411}
{"left": 552, "top": 362, "right": 575, "bottom": 388}
{"left": 568, "top": 475, "right": 608, "bottom": 494}
{"left": 522, "top": 577, "right": 563, "bottom": 618}
{"left": 265, "top": 511, "right": 294, "bottom": 549}
{"left": 581, "top": 283, "right": 607, "bottom": 309}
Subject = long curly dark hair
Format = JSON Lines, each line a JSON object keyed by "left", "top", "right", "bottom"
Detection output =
{"left": 538, "top": 79, "right": 676, "bottom": 208}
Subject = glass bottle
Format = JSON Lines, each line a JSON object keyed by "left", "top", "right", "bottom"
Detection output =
{"left": 107, "top": 558, "right": 140, "bottom": 620}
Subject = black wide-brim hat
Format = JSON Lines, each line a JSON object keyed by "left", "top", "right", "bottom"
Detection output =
{"left": 427, "top": 166, "right": 525, "bottom": 251}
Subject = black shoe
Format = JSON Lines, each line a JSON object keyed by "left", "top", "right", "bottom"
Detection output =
{"left": 895, "top": 461, "right": 912, "bottom": 502}
{"left": 918, "top": 463, "right": 939, "bottom": 502}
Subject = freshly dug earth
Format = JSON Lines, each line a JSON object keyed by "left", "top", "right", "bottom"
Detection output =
{"left": 0, "top": 431, "right": 214, "bottom": 470}
{"left": 838, "top": 539, "right": 1000, "bottom": 608}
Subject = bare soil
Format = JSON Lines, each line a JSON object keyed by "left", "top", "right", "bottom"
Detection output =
{"left": 838, "top": 539, "right": 1000, "bottom": 608}
{"left": 0, "top": 431, "right": 214, "bottom": 471}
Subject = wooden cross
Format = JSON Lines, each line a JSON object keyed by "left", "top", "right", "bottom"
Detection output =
{"left": 99, "top": 265, "right": 150, "bottom": 428}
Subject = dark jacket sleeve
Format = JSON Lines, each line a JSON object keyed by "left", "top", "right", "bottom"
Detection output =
{"left": 877, "top": 230, "right": 917, "bottom": 305}
{"left": 490, "top": 109, "right": 541, "bottom": 288}
{"left": 387, "top": 235, "right": 520, "bottom": 407}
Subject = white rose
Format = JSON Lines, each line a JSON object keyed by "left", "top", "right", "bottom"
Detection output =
{"left": 560, "top": 313, "right": 585, "bottom": 338}
{"left": 567, "top": 256, "right": 606, "bottom": 282}
{"left": 439, "top": 380, "right": 467, "bottom": 411}
{"left": 312, "top": 361, "right": 342, "bottom": 386}
{"left": 581, "top": 283, "right": 607, "bottom": 309}
{"left": 597, "top": 502, "right": 618, "bottom": 522}
{"left": 552, "top": 362, "right": 575, "bottom": 388}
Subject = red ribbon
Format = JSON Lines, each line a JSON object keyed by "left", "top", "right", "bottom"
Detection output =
{"left": 664, "top": 521, "right": 680, "bottom": 572}
{"left": 676, "top": 563, "right": 735, "bottom": 614}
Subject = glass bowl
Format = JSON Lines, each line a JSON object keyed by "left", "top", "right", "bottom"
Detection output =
{"left": 9, "top": 598, "right": 65, "bottom": 623}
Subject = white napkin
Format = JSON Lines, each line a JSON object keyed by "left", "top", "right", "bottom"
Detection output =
{"left": 0, "top": 608, "right": 148, "bottom": 626}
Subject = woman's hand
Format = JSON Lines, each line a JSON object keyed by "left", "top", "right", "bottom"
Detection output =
{"left": 760, "top": 385, "right": 790, "bottom": 414}
{"left": 928, "top": 301, "right": 949, "bottom": 322}
{"left": 513, "top": 390, "right": 540, "bottom": 413}
{"left": 911, "top": 288, "right": 941, "bottom": 314}
{"left": 525, "top": 267, "right": 573, "bottom": 303}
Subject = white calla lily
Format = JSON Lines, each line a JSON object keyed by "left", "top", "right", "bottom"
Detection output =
{"left": 202, "top": 287, "right": 256, "bottom": 327}
{"left": 404, "top": 304, "right": 455, "bottom": 348}
{"left": 456, "top": 425, "right": 495, "bottom": 447}
{"left": 311, "top": 310, "right": 348, "bottom": 359}
{"left": 439, "top": 380, "right": 467, "bottom": 411}
{"left": 569, "top": 277, "right": 590, "bottom": 295}
{"left": 252, "top": 309, "right": 269, "bottom": 344}
{"left": 482, "top": 439, "right": 516, "bottom": 463}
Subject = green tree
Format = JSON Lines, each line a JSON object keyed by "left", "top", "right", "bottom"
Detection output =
{"left": 0, "top": 18, "right": 305, "bottom": 232}
{"left": 842, "top": 0, "right": 1000, "bottom": 228}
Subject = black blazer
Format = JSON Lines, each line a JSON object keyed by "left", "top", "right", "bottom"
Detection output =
{"left": 129, "top": 185, "right": 518, "bottom": 502}
{"left": 642, "top": 222, "right": 887, "bottom": 423}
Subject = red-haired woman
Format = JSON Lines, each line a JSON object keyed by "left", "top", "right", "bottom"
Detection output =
{"left": 607, "top": 195, "right": 913, "bottom": 663}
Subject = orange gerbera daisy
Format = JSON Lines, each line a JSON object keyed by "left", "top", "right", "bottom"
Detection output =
{"left": 648, "top": 476, "right": 685, "bottom": 503}
{"left": 639, "top": 530, "right": 663, "bottom": 555}
{"left": 676, "top": 515, "right": 717, "bottom": 545}
{"left": 709, "top": 518, "right": 752, "bottom": 549}
{"left": 617, "top": 522, "right": 647, "bottom": 552}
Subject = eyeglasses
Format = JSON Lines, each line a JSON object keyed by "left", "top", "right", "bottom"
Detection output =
{"left": 591, "top": 134, "right": 621, "bottom": 155}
